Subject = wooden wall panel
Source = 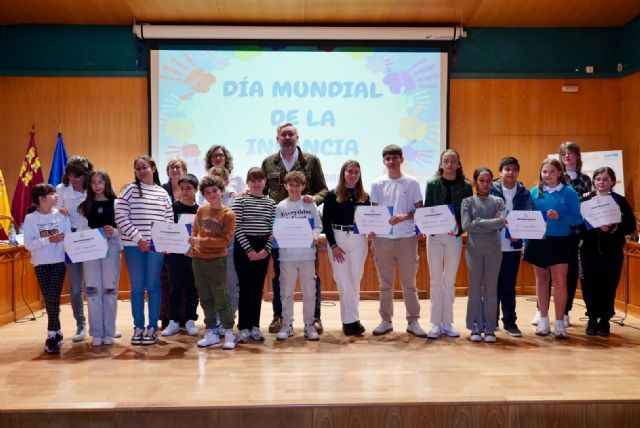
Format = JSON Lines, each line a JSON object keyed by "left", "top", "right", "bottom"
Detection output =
{"left": 0, "top": 77, "right": 148, "bottom": 200}
{"left": 620, "top": 73, "right": 640, "bottom": 211}
{"left": 450, "top": 78, "right": 621, "bottom": 201}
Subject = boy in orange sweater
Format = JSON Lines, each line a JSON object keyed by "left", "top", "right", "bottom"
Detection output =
{"left": 189, "top": 176, "right": 237, "bottom": 350}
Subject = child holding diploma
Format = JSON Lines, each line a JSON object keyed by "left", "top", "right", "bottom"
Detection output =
{"left": 77, "top": 170, "right": 121, "bottom": 346}
{"left": 523, "top": 158, "right": 582, "bottom": 339}
{"left": 461, "top": 167, "right": 506, "bottom": 343}
{"left": 161, "top": 174, "right": 200, "bottom": 338}
{"left": 274, "top": 171, "right": 322, "bottom": 341}
{"left": 23, "top": 184, "right": 71, "bottom": 354}
{"left": 580, "top": 167, "right": 636, "bottom": 336}
{"left": 424, "top": 149, "right": 472, "bottom": 339}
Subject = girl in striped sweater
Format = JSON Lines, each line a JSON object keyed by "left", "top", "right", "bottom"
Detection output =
{"left": 115, "top": 155, "right": 173, "bottom": 346}
{"left": 232, "top": 167, "right": 276, "bottom": 343}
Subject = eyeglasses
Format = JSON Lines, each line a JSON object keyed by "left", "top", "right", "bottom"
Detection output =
{"left": 135, "top": 165, "right": 151, "bottom": 172}
{"left": 168, "top": 165, "right": 183, "bottom": 171}
{"left": 594, "top": 177, "right": 612, "bottom": 182}
{"left": 442, "top": 159, "right": 458, "bottom": 165}
{"left": 212, "top": 153, "right": 225, "bottom": 158}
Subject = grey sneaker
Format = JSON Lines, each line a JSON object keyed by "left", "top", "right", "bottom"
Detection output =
{"left": 161, "top": 320, "right": 180, "bottom": 337}
{"left": 131, "top": 327, "right": 144, "bottom": 345}
{"left": 372, "top": 320, "right": 393, "bottom": 336}
{"left": 223, "top": 329, "right": 236, "bottom": 350}
{"left": 304, "top": 324, "right": 320, "bottom": 341}
{"left": 250, "top": 326, "right": 265, "bottom": 342}
{"left": 276, "top": 324, "right": 294, "bottom": 341}
{"left": 406, "top": 321, "right": 427, "bottom": 338}
{"left": 441, "top": 323, "right": 460, "bottom": 337}
{"left": 142, "top": 327, "right": 158, "bottom": 345}
{"left": 185, "top": 320, "right": 199, "bottom": 336}
{"left": 236, "top": 329, "right": 250, "bottom": 344}
{"left": 484, "top": 330, "right": 497, "bottom": 343}
{"left": 197, "top": 329, "right": 220, "bottom": 348}
{"left": 426, "top": 324, "right": 441, "bottom": 339}
{"left": 72, "top": 325, "right": 86, "bottom": 342}
{"left": 470, "top": 323, "right": 482, "bottom": 342}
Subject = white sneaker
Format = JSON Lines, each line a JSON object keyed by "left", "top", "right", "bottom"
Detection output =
{"left": 103, "top": 337, "right": 114, "bottom": 345}
{"left": 426, "top": 324, "right": 441, "bottom": 339}
{"left": 554, "top": 322, "right": 568, "bottom": 339}
{"left": 535, "top": 316, "right": 551, "bottom": 336}
{"left": 113, "top": 330, "right": 122, "bottom": 338}
{"left": 250, "top": 326, "right": 265, "bottom": 342}
{"left": 223, "top": 329, "right": 236, "bottom": 350}
{"left": 304, "top": 324, "right": 320, "bottom": 341}
{"left": 91, "top": 337, "right": 103, "bottom": 346}
{"left": 406, "top": 321, "right": 427, "bottom": 338}
{"left": 470, "top": 323, "right": 482, "bottom": 342}
{"left": 197, "top": 329, "right": 220, "bottom": 348}
{"left": 161, "top": 320, "right": 180, "bottom": 337}
{"left": 72, "top": 326, "right": 86, "bottom": 342}
{"left": 236, "top": 329, "right": 250, "bottom": 344}
{"left": 531, "top": 310, "right": 541, "bottom": 326}
{"left": 441, "top": 323, "right": 460, "bottom": 337}
{"left": 276, "top": 324, "right": 294, "bottom": 341}
{"left": 372, "top": 320, "right": 393, "bottom": 336}
{"left": 185, "top": 320, "right": 199, "bottom": 336}
{"left": 563, "top": 314, "right": 570, "bottom": 328}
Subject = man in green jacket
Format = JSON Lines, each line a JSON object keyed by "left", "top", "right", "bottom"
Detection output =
{"left": 261, "top": 123, "right": 328, "bottom": 334}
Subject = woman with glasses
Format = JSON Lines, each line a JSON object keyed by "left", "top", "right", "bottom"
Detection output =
{"left": 162, "top": 157, "right": 188, "bottom": 203}
{"left": 200, "top": 145, "right": 245, "bottom": 204}
{"left": 579, "top": 167, "right": 636, "bottom": 337}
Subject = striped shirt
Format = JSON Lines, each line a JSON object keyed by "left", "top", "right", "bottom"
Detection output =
{"left": 115, "top": 182, "right": 173, "bottom": 246}
{"left": 231, "top": 194, "right": 276, "bottom": 254}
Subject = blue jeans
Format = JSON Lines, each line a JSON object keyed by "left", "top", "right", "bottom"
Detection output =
{"left": 68, "top": 261, "right": 86, "bottom": 327}
{"left": 123, "top": 246, "right": 164, "bottom": 329}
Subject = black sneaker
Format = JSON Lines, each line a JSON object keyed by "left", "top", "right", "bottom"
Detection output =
{"left": 142, "top": 327, "right": 158, "bottom": 345}
{"left": 44, "top": 337, "right": 60, "bottom": 354}
{"left": 55, "top": 332, "right": 65, "bottom": 345}
{"left": 268, "top": 316, "right": 283, "bottom": 333}
{"left": 131, "top": 327, "right": 144, "bottom": 345}
{"left": 342, "top": 322, "right": 365, "bottom": 337}
{"left": 504, "top": 324, "right": 522, "bottom": 337}
{"left": 597, "top": 319, "right": 610, "bottom": 337}
{"left": 585, "top": 319, "right": 598, "bottom": 336}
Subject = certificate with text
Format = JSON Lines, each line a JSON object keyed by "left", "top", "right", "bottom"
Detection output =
{"left": 151, "top": 221, "right": 191, "bottom": 254}
{"left": 354, "top": 205, "right": 392, "bottom": 235}
{"left": 272, "top": 218, "right": 315, "bottom": 248}
{"left": 506, "top": 210, "right": 546, "bottom": 240}
{"left": 414, "top": 205, "right": 456, "bottom": 235}
{"left": 580, "top": 195, "right": 621, "bottom": 229}
{"left": 63, "top": 229, "right": 108, "bottom": 263}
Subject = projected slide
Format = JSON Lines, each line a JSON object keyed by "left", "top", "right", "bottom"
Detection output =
{"left": 151, "top": 45, "right": 447, "bottom": 191}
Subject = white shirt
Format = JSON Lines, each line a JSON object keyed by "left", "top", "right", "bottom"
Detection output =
{"left": 370, "top": 174, "right": 422, "bottom": 238}
{"left": 280, "top": 150, "right": 299, "bottom": 173}
{"left": 55, "top": 183, "right": 87, "bottom": 230}
{"left": 500, "top": 185, "right": 519, "bottom": 252}
{"left": 543, "top": 183, "right": 564, "bottom": 193}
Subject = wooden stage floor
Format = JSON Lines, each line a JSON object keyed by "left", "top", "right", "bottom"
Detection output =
{"left": 2, "top": 297, "right": 640, "bottom": 427}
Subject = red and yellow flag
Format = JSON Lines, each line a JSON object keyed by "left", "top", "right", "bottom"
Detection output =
{"left": 11, "top": 132, "right": 44, "bottom": 225}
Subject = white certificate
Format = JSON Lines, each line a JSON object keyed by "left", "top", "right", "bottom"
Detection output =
{"left": 272, "top": 218, "right": 315, "bottom": 248}
{"left": 414, "top": 205, "right": 456, "bottom": 235}
{"left": 354, "top": 205, "right": 392, "bottom": 235}
{"left": 580, "top": 195, "right": 621, "bottom": 228}
{"left": 151, "top": 221, "right": 191, "bottom": 254}
{"left": 506, "top": 210, "right": 546, "bottom": 240}
{"left": 177, "top": 213, "right": 196, "bottom": 225}
{"left": 63, "top": 229, "right": 108, "bottom": 263}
